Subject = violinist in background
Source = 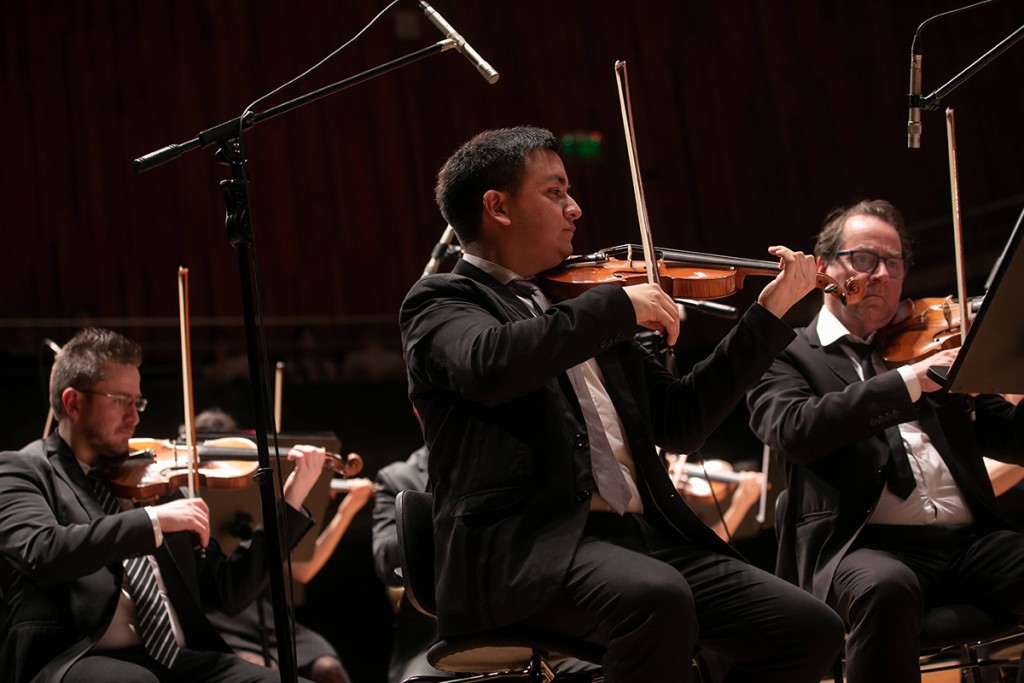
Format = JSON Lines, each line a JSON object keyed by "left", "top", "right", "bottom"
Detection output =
{"left": 664, "top": 453, "right": 765, "bottom": 543}
{"left": 196, "top": 408, "right": 375, "bottom": 683}
{"left": 400, "top": 126, "right": 844, "bottom": 682}
{"left": 747, "top": 199, "right": 1024, "bottom": 683}
{"left": 0, "top": 328, "right": 323, "bottom": 683}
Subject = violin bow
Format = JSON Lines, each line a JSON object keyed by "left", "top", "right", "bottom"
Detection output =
{"left": 945, "top": 108, "right": 973, "bottom": 346}
{"left": 42, "top": 338, "right": 63, "bottom": 439}
{"left": 614, "top": 60, "right": 660, "bottom": 284}
{"left": 274, "top": 361, "right": 285, "bottom": 434}
{"left": 755, "top": 443, "right": 770, "bottom": 525}
{"left": 177, "top": 267, "right": 200, "bottom": 498}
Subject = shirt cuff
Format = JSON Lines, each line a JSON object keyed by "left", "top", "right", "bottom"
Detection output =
{"left": 897, "top": 364, "right": 921, "bottom": 402}
{"left": 144, "top": 506, "right": 163, "bottom": 547}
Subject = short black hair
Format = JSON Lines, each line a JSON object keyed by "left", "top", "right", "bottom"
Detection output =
{"left": 434, "top": 126, "right": 559, "bottom": 245}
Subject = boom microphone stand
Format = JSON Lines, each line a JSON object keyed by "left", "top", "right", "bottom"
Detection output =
{"left": 133, "top": 9, "right": 497, "bottom": 680}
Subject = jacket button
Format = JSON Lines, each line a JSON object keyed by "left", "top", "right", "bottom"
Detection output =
{"left": 574, "top": 434, "right": 588, "bottom": 449}
{"left": 577, "top": 489, "right": 591, "bottom": 501}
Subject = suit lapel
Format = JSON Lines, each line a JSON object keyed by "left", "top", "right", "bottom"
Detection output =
{"left": 48, "top": 435, "right": 106, "bottom": 521}
{"left": 803, "top": 318, "right": 860, "bottom": 386}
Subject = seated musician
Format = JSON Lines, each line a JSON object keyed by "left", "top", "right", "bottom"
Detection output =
{"left": 399, "top": 125, "right": 844, "bottom": 682}
{"left": 746, "top": 199, "right": 1024, "bottom": 683}
{"left": 664, "top": 453, "right": 766, "bottom": 543}
{"left": 192, "top": 409, "right": 375, "bottom": 683}
{"left": 0, "top": 328, "right": 325, "bottom": 683}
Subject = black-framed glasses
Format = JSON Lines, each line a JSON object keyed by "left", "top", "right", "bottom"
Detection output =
{"left": 79, "top": 390, "right": 148, "bottom": 413}
{"left": 835, "top": 250, "right": 909, "bottom": 280}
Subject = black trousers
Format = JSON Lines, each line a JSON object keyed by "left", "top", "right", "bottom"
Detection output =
{"left": 830, "top": 524, "right": 1024, "bottom": 683}
{"left": 62, "top": 646, "right": 314, "bottom": 683}
{"left": 520, "top": 512, "right": 845, "bottom": 683}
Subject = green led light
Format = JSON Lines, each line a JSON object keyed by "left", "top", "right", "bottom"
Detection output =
{"left": 561, "top": 131, "right": 603, "bottom": 160}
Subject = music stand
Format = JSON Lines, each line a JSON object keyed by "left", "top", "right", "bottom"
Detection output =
{"left": 945, "top": 213, "right": 1024, "bottom": 394}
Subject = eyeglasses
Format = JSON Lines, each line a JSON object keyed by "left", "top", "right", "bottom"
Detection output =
{"left": 79, "top": 390, "right": 148, "bottom": 413}
{"left": 835, "top": 250, "right": 909, "bottom": 280}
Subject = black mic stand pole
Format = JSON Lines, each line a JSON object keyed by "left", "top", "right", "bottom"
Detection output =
{"left": 134, "top": 39, "right": 458, "bottom": 683}
{"left": 919, "top": 23, "right": 1024, "bottom": 111}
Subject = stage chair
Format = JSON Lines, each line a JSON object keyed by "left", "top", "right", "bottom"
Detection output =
{"left": 394, "top": 489, "right": 605, "bottom": 682}
{"left": 773, "top": 489, "right": 1023, "bottom": 683}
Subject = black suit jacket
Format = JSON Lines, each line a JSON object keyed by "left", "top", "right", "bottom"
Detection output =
{"left": 747, "top": 314, "right": 1024, "bottom": 602}
{"left": 400, "top": 259, "right": 796, "bottom": 636}
{"left": 0, "top": 433, "right": 314, "bottom": 683}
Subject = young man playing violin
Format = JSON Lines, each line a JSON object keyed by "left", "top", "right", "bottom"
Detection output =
{"left": 0, "top": 327, "right": 325, "bottom": 683}
{"left": 400, "top": 126, "right": 844, "bottom": 682}
{"left": 747, "top": 199, "right": 1024, "bottom": 683}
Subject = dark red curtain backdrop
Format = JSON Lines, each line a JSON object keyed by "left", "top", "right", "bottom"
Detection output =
{"left": 2, "top": 1, "right": 1022, "bottom": 356}
{"left": 2, "top": 3, "right": 1023, "bottom": 681}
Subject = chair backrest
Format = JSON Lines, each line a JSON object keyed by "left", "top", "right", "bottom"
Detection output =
{"left": 395, "top": 489, "right": 437, "bottom": 617}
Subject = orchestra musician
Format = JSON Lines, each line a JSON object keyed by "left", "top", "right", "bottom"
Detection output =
{"left": 664, "top": 454, "right": 766, "bottom": 543}
{"left": 193, "top": 409, "right": 375, "bottom": 683}
{"left": 399, "top": 125, "right": 844, "bottom": 682}
{"left": 746, "top": 199, "right": 1024, "bottom": 683}
{"left": 0, "top": 328, "right": 323, "bottom": 683}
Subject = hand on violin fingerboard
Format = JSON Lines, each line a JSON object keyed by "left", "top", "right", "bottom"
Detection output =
{"left": 756, "top": 246, "right": 818, "bottom": 318}
{"left": 623, "top": 283, "right": 680, "bottom": 346}
{"left": 283, "top": 445, "right": 328, "bottom": 510}
{"left": 151, "top": 498, "right": 211, "bottom": 548}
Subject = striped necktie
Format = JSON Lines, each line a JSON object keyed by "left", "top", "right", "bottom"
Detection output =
{"left": 89, "top": 470, "right": 180, "bottom": 669}
{"left": 508, "top": 279, "right": 633, "bottom": 513}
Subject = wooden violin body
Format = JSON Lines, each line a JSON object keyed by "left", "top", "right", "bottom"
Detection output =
{"left": 539, "top": 244, "right": 863, "bottom": 306}
{"left": 103, "top": 437, "right": 363, "bottom": 503}
{"left": 877, "top": 295, "right": 982, "bottom": 366}
{"left": 103, "top": 438, "right": 258, "bottom": 502}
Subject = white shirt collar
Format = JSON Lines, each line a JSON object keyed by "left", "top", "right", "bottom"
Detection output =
{"left": 815, "top": 305, "right": 875, "bottom": 347}
{"left": 461, "top": 253, "right": 524, "bottom": 286}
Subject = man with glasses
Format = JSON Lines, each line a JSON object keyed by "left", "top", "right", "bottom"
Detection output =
{"left": 747, "top": 199, "right": 1024, "bottom": 683}
{"left": 0, "top": 327, "right": 325, "bottom": 683}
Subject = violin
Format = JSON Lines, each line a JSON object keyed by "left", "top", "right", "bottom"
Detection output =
{"left": 539, "top": 244, "right": 864, "bottom": 307}
{"left": 670, "top": 458, "right": 743, "bottom": 503}
{"left": 665, "top": 452, "right": 748, "bottom": 501}
{"left": 103, "top": 436, "right": 364, "bottom": 503}
{"left": 877, "top": 295, "right": 983, "bottom": 366}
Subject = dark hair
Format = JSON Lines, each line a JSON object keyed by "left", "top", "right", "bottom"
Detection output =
{"left": 814, "top": 199, "right": 914, "bottom": 267}
{"left": 434, "top": 126, "right": 560, "bottom": 245}
{"left": 194, "top": 408, "right": 238, "bottom": 433}
{"left": 50, "top": 328, "right": 142, "bottom": 421}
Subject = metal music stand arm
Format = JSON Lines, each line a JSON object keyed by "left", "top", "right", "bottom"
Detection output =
{"left": 920, "top": 23, "right": 1024, "bottom": 111}
{"left": 134, "top": 40, "right": 454, "bottom": 174}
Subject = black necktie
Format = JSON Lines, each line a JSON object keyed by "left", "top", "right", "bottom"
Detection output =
{"left": 89, "top": 471, "right": 180, "bottom": 668}
{"left": 508, "top": 279, "right": 632, "bottom": 513}
{"left": 844, "top": 339, "right": 917, "bottom": 499}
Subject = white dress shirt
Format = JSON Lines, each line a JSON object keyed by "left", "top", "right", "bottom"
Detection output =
{"left": 815, "top": 306, "right": 972, "bottom": 525}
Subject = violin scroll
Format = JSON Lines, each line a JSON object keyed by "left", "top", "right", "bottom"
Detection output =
{"left": 327, "top": 452, "right": 363, "bottom": 478}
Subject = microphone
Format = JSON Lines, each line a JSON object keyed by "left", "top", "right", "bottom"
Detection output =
{"left": 418, "top": 1, "right": 499, "bottom": 84}
{"left": 421, "top": 225, "right": 462, "bottom": 278}
{"left": 907, "top": 46, "right": 923, "bottom": 148}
